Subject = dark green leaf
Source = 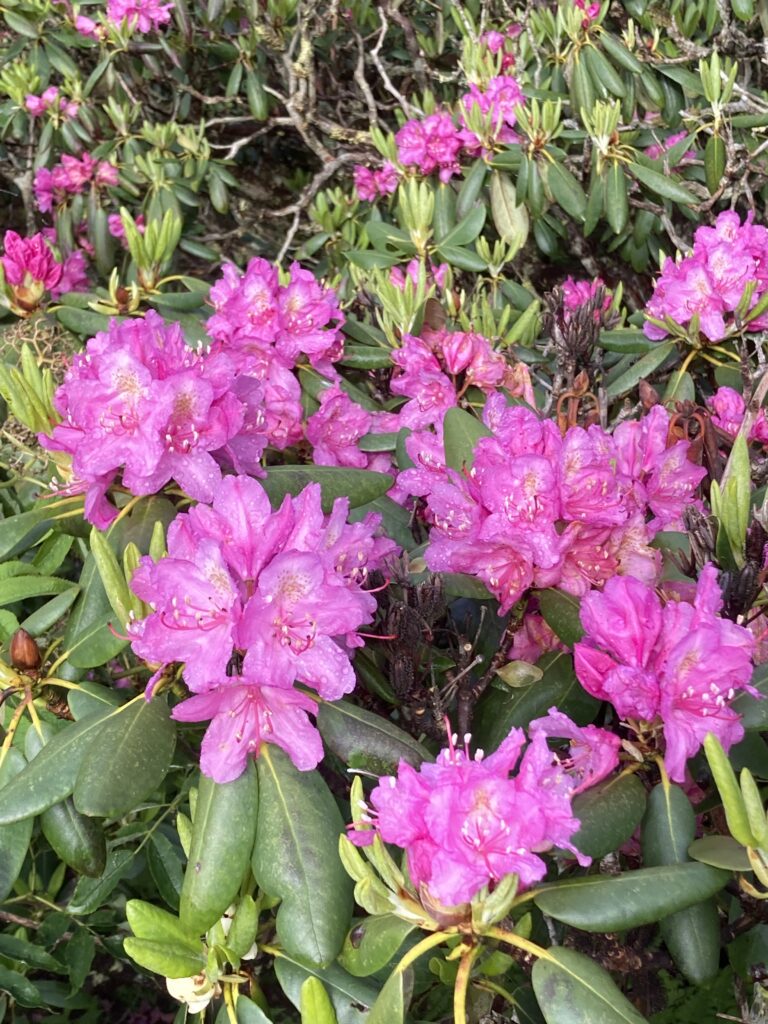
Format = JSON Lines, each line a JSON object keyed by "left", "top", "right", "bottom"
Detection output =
{"left": 456, "top": 159, "right": 489, "bottom": 219}
{"left": 533, "top": 863, "right": 729, "bottom": 931}
{"left": 0, "top": 749, "right": 33, "bottom": 899}
{"left": 41, "top": 798, "right": 107, "bottom": 877}
{"left": 63, "top": 552, "right": 128, "bottom": 669}
{"left": 532, "top": 947, "right": 648, "bottom": 1024}
{"left": 537, "top": 589, "right": 584, "bottom": 646}
{"left": 65, "top": 929, "right": 95, "bottom": 992}
{"left": 546, "top": 162, "right": 587, "bottom": 221}
{"left": 236, "top": 995, "right": 274, "bottom": 1023}
{"left": 317, "top": 700, "right": 431, "bottom": 771}
{"left": 604, "top": 340, "right": 676, "bottom": 399}
{"left": 338, "top": 915, "right": 416, "bottom": 977}
{"left": 367, "top": 969, "right": 412, "bottom": 1024}
{"left": 443, "top": 406, "right": 492, "bottom": 472}
{"left": 605, "top": 162, "right": 628, "bottom": 235}
{"left": 180, "top": 764, "right": 259, "bottom": 935}
{"left": 570, "top": 773, "right": 647, "bottom": 860}
{"left": 73, "top": 696, "right": 176, "bottom": 817}
{"left": 261, "top": 467, "right": 393, "bottom": 513}
{"left": 0, "top": 935, "right": 64, "bottom": 974}
{"left": 439, "top": 204, "right": 486, "bottom": 248}
{"left": 628, "top": 162, "right": 698, "bottom": 204}
{"left": 0, "top": 575, "right": 75, "bottom": 607}
{"left": 0, "top": 709, "right": 113, "bottom": 824}
{"left": 147, "top": 832, "right": 184, "bottom": 910}
{"left": 67, "top": 848, "right": 133, "bottom": 914}
{"left": 274, "top": 956, "right": 377, "bottom": 1024}
{"left": 433, "top": 244, "right": 487, "bottom": 272}
{"left": 126, "top": 899, "right": 199, "bottom": 949}
{"left": 597, "top": 330, "right": 657, "bottom": 354}
{"left": 253, "top": 747, "right": 353, "bottom": 966}
{"left": 0, "top": 966, "right": 42, "bottom": 1008}
{"left": 688, "top": 835, "right": 751, "bottom": 871}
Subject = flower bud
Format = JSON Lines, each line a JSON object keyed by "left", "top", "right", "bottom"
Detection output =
{"left": 10, "top": 628, "right": 41, "bottom": 672}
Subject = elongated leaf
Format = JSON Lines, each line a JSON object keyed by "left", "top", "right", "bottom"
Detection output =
{"left": 457, "top": 159, "right": 488, "bottom": 219}
{"left": 301, "top": 977, "right": 338, "bottom": 1024}
{"left": 317, "top": 700, "right": 431, "bottom": 771}
{"left": 439, "top": 204, "right": 486, "bottom": 248}
{"left": 261, "top": 467, "right": 393, "bottom": 513}
{"left": 628, "top": 162, "right": 697, "bottom": 204}
{"left": 73, "top": 697, "right": 176, "bottom": 817}
{"left": 604, "top": 341, "right": 676, "bottom": 399}
{"left": 0, "top": 749, "right": 33, "bottom": 899}
{"left": 538, "top": 589, "right": 584, "bottom": 646}
{"left": 688, "top": 835, "right": 751, "bottom": 870}
{"left": 122, "top": 938, "right": 205, "bottom": 980}
{"left": 126, "top": 899, "right": 199, "bottom": 950}
{"left": 0, "top": 965, "right": 42, "bottom": 1008}
{"left": 338, "top": 915, "right": 416, "bottom": 977}
{"left": 236, "top": 995, "right": 274, "bottom": 1023}
{"left": 67, "top": 847, "right": 133, "bottom": 914}
{"left": 63, "top": 552, "right": 127, "bottom": 669}
{"left": 367, "top": 969, "right": 412, "bottom": 1024}
{"left": 0, "top": 709, "right": 113, "bottom": 824}
{"left": 41, "top": 798, "right": 107, "bottom": 877}
{"left": 570, "top": 773, "right": 647, "bottom": 860}
{"left": 443, "top": 406, "right": 492, "bottom": 472}
{"left": 533, "top": 863, "right": 729, "bottom": 931}
{"left": 253, "top": 747, "right": 353, "bottom": 966}
{"left": 641, "top": 781, "right": 720, "bottom": 983}
{"left": 532, "top": 947, "right": 648, "bottom": 1024}
{"left": 546, "top": 162, "right": 587, "bottom": 221}
{"left": 0, "top": 935, "right": 64, "bottom": 973}
{"left": 180, "top": 764, "right": 259, "bottom": 935}
{"left": 0, "top": 575, "right": 75, "bottom": 607}
{"left": 274, "top": 956, "right": 377, "bottom": 1024}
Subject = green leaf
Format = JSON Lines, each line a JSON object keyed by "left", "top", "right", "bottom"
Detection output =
{"left": 63, "top": 552, "right": 127, "bottom": 669}
{"left": 338, "top": 915, "right": 416, "bottom": 977}
{"left": 147, "top": 831, "right": 184, "bottom": 911}
{"left": 180, "top": 764, "right": 259, "bottom": 936}
{"left": 628, "top": 162, "right": 698, "bottom": 205}
{"left": 0, "top": 966, "right": 42, "bottom": 1008}
{"left": 604, "top": 340, "right": 676, "bottom": 399}
{"left": 0, "top": 503, "right": 63, "bottom": 561}
{"left": 570, "top": 773, "right": 647, "bottom": 860}
{"left": 260, "top": 467, "right": 393, "bottom": 513}
{"left": 67, "top": 681, "right": 123, "bottom": 720}
{"left": 433, "top": 244, "right": 487, "bottom": 272}
{"left": 443, "top": 406, "right": 492, "bottom": 472}
{"left": 704, "top": 134, "right": 726, "bottom": 194}
{"left": 274, "top": 956, "right": 377, "bottom": 1024}
{"left": 641, "top": 781, "right": 720, "bottom": 984}
{"left": 0, "top": 575, "right": 75, "bottom": 607}
{"left": 474, "top": 653, "right": 599, "bottom": 752}
{"left": 0, "top": 935, "right": 64, "bottom": 974}
{"left": 122, "top": 938, "right": 205, "bottom": 980}
{"left": 439, "top": 204, "right": 486, "bottom": 248}
{"left": 0, "top": 748, "right": 33, "bottom": 899}
{"left": 126, "top": 899, "right": 199, "bottom": 950}
{"left": 532, "top": 947, "right": 648, "bottom": 1024}
{"left": 367, "top": 969, "right": 412, "bottom": 1024}
{"left": 228, "top": 894, "right": 259, "bottom": 959}
{"left": 89, "top": 527, "right": 133, "bottom": 628}
{"left": 545, "top": 162, "right": 587, "bottom": 221}
{"left": 533, "top": 863, "right": 729, "bottom": 931}
{"left": 253, "top": 746, "right": 353, "bottom": 966}
{"left": 67, "top": 847, "right": 133, "bottom": 914}
{"left": 597, "top": 330, "right": 657, "bottom": 354}
{"left": 0, "top": 708, "right": 113, "bottom": 824}
{"left": 236, "top": 995, "right": 274, "bottom": 1023}
{"left": 456, "top": 159, "right": 488, "bottom": 219}
{"left": 55, "top": 307, "right": 116, "bottom": 337}
{"left": 317, "top": 700, "right": 431, "bottom": 771}
{"left": 605, "top": 163, "right": 628, "bottom": 235}
{"left": 537, "top": 589, "right": 584, "bottom": 646}
{"left": 344, "top": 251, "right": 401, "bottom": 271}
{"left": 65, "top": 928, "right": 95, "bottom": 992}
{"left": 301, "top": 978, "right": 338, "bottom": 1024}
{"left": 490, "top": 171, "right": 529, "bottom": 253}
{"left": 40, "top": 798, "right": 107, "bottom": 877}
{"left": 73, "top": 696, "right": 176, "bottom": 817}
{"left": 688, "top": 835, "right": 751, "bottom": 871}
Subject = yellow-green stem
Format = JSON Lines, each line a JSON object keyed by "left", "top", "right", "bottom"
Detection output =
{"left": 486, "top": 927, "right": 554, "bottom": 963}
{"left": 394, "top": 929, "right": 454, "bottom": 976}
{"left": 454, "top": 944, "right": 481, "bottom": 1024}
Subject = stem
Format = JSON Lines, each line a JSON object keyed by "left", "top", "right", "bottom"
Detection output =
{"left": 224, "top": 982, "right": 238, "bottom": 1024}
{"left": 486, "top": 927, "right": 554, "bottom": 963}
{"left": 454, "top": 945, "right": 481, "bottom": 1024}
{"left": 393, "top": 929, "right": 454, "bottom": 976}
{"left": 474, "top": 978, "right": 518, "bottom": 1006}
{"left": 669, "top": 346, "right": 699, "bottom": 397}
{"left": 0, "top": 693, "right": 31, "bottom": 772}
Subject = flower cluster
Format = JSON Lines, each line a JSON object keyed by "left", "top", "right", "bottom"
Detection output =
{"left": 34, "top": 154, "right": 118, "bottom": 213}
{"left": 353, "top": 163, "right": 400, "bottom": 202}
{"left": 207, "top": 258, "right": 344, "bottom": 449}
{"left": 645, "top": 128, "right": 695, "bottom": 165}
{"left": 350, "top": 712, "right": 618, "bottom": 906}
{"left": 106, "top": 0, "right": 174, "bottom": 33}
{"left": 40, "top": 312, "right": 268, "bottom": 527}
{"left": 25, "top": 86, "right": 78, "bottom": 119}
{"left": 458, "top": 75, "right": 523, "bottom": 155}
{"left": 574, "top": 567, "right": 756, "bottom": 781}
{"left": 403, "top": 399, "right": 704, "bottom": 612}
{"left": 644, "top": 210, "right": 768, "bottom": 343}
{"left": 128, "top": 475, "right": 397, "bottom": 782}
{"left": 1, "top": 231, "right": 62, "bottom": 315}
{"left": 395, "top": 112, "right": 464, "bottom": 183}
{"left": 480, "top": 27, "right": 519, "bottom": 71}
{"left": 707, "top": 386, "right": 768, "bottom": 445}
{"left": 561, "top": 276, "right": 612, "bottom": 321}
{"left": 389, "top": 258, "right": 449, "bottom": 291}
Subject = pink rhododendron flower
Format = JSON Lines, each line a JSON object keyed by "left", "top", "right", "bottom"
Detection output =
{"left": 129, "top": 476, "right": 397, "bottom": 781}
{"left": 405, "top": 398, "right": 702, "bottom": 612}
{"left": 106, "top": 0, "right": 174, "bottom": 32}
{"left": 350, "top": 719, "right": 614, "bottom": 906}
{"left": 353, "top": 162, "right": 400, "bottom": 202}
{"left": 574, "top": 565, "right": 757, "bottom": 781}
{"left": 645, "top": 129, "right": 695, "bottom": 164}
{"left": 75, "top": 14, "right": 100, "bottom": 36}
{"left": 458, "top": 75, "right": 523, "bottom": 154}
{"left": 50, "top": 248, "right": 89, "bottom": 298}
{"left": 39, "top": 312, "right": 269, "bottom": 526}
{"left": 561, "top": 276, "right": 612, "bottom": 322}
{"left": 574, "top": 0, "right": 601, "bottom": 24}
{"left": 389, "top": 258, "right": 449, "bottom": 291}
{"left": 108, "top": 213, "right": 146, "bottom": 245}
{"left": 306, "top": 383, "right": 372, "bottom": 468}
{"left": 644, "top": 211, "right": 768, "bottom": 342}
{"left": 1, "top": 231, "right": 62, "bottom": 314}
{"left": 395, "top": 112, "right": 463, "bottom": 182}
{"left": 480, "top": 28, "right": 518, "bottom": 70}
{"left": 707, "top": 386, "right": 768, "bottom": 445}
{"left": 34, "top": 154, "right": 118, "bottom": 212}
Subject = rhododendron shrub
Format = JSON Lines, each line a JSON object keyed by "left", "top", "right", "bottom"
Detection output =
{"left": 6, "top": 1, "right": 768, "bottom": 1022}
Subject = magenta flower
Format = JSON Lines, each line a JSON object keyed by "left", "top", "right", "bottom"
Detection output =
{"left": 353, "top": 162, "right": 400, "bottom": 202}
{"left": 708, "top": 386, "right": 768, "bottom": 445}
{"left": 574, "top": 565, "right": 757, "bottom": 781}
{"left": 171, "top": 680, "right": 323, "bottom": 783}
{"left": 50, "top": 249, "right": 89, "bottom": 299}
{"left": 39, "top": 313, "right": 267, "bottom": 526}
{"left": 106, "top": 0, "right": 174, "bottom": 32}
{"left": 1, "top": 231, "right": 62, "bottom": 315}
{"left": 561, "top": 276, "right": 612, "bottom": 322}
{"left": 645, "top": 129, "right": 695, "bottom": 165}
{"left": 529, "top": 708, "right": 620, "bottom": 794}
{"left": 33, "top": 154, "right": 117, "bottom": 212}
{"left": 458, "top": 75, "right": 523, "bottom": 154}
{"left": 395, "top": 112, "right": 463, "bottom": 183}
{"left": 350, "top": 724, "right": 600, "bottom": 907}
{"left": 306, "top": 384, "right": 372, "bottom": 468}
